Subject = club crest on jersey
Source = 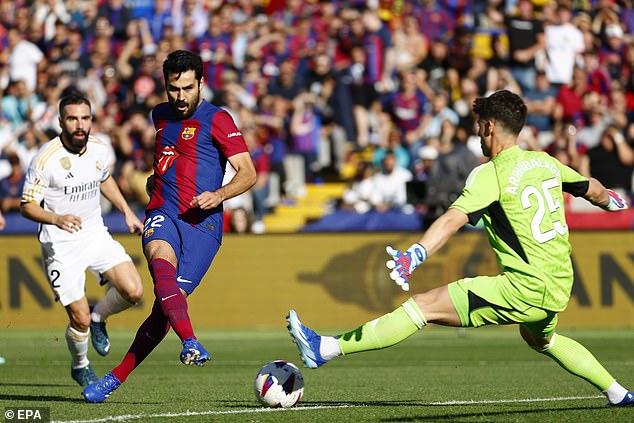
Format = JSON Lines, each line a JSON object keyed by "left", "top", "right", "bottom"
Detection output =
{"left": 181, "top": 127, "right": 196, "bottom": 140}
{"left": 96, "top": 161, "right": 102, "bottom": 171}
{"left": 144, "top": 228, "right": 154, "bottom": 238}
{"left": 156, "top": 145, "right": 180, "bottom": 175}
{"left": 60, "top": 157, "right": 71, "bottom": 170}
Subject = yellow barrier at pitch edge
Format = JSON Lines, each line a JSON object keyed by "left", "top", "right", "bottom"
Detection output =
{"left": 1, "top": 232, "right": 633, "bottom": 329}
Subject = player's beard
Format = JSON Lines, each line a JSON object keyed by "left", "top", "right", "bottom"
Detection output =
{"left": 62, "top": 129, "right": 90, "bottom": 153}
{"left": 170, "top": 91, "right": 200, "bottom": 119}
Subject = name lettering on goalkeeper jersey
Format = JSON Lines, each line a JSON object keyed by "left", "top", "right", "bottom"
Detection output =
{"left": 506, "top": 158, "right": 560, "bottom": 195}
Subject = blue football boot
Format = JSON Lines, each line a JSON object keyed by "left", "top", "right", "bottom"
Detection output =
{"left": 607, "top": 391, "right": 634, "bottom": 407}
{"left": 82, "top": 372, "right": 121, "bottom": 403}
{"left": 180, "top": 337, "right": 211, "bottom": 366}
{"left": 286, "top": 309, "right": 329, "bottom": 368}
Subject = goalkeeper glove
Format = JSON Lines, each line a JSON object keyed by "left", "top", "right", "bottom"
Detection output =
{"left": 602, "top": 189, "right": 628, "bottom": 211}
{"left": 386, "top": 243, "right": 427, "bottom": 291}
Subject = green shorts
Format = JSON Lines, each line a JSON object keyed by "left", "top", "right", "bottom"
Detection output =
{"left": 447, "top": 274, "right": 558, "bottom": 339}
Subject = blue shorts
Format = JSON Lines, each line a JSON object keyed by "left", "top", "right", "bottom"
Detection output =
{"left": 142, "top": 209, "right": 220, "bottom": 295}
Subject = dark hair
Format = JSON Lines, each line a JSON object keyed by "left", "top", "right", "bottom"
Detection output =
{"left": 59, "top": 91, "right": 91, "bottom": 117}
{"left": 163, "top": 50, "right": 203, "bottom": 83}
{"left": 472, "top": 90, "right": 527, "bottom": 135}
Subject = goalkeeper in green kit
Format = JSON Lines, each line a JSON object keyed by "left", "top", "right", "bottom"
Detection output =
{"left": 287, "top": 90, "right": 634, "bottom": 407}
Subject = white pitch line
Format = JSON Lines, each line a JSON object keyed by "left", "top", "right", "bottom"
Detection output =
{"left": 52, "top": 395, "right": 604, "bottom": 423}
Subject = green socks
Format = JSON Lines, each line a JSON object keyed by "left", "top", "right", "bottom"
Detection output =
{"left": 338, "top": 298, "right": 426, "bottom": 355}
{"left": 542, "top": 333, "right": 615, "bottom": 392}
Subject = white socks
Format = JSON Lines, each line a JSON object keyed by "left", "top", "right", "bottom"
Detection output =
{"left": 604, "top": 380, "right": 629, "bottom": 404}
{"left": 91, "top": 288, "right": 134, "bottom": 322}
{"left": 66, "top": 325, "right": 89, "bottom": 369}
{"left": 319, "top": 336, "right": 341, "bottom": 360}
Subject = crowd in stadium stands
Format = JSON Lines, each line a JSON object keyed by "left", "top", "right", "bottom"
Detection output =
{"left": 1, "top": 0, "right": 634, "bottom": 233}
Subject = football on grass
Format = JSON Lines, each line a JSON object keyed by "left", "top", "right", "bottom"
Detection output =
{"left": 254, "top": 360, "right": 304, "bottom": 408}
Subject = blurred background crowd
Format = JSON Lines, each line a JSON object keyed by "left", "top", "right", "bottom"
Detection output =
{"left": 1, "top": 0, "right": 634, "bottom": 233}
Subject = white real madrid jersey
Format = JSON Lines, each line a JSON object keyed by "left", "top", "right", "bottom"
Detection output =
{"left": 22, "top": 135, "right": 111, "bottom": 243}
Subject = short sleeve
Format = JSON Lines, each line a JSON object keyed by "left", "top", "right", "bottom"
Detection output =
{"left": 210, "top": 111, "right": 249, "bottom": 158}
{"left": 450, "top": 162, "right": 499, "bottom": 217}
{"left": 21, "top": 159, "right": 48, "bottom": 204}
{"left": 556, "top": 159, "right": 589, "bottom": 197}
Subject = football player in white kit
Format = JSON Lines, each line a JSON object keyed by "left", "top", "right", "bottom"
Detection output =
{"left": 20, "top": 92, "right": 144, "bottom": 386}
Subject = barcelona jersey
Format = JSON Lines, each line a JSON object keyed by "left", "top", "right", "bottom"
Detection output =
{"left": 147, "top": 100, "right": 248, "bottom": 241}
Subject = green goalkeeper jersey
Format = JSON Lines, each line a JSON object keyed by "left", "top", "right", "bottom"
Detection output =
{"left": 450, "top": 146, "right": 589, "bottom": 311}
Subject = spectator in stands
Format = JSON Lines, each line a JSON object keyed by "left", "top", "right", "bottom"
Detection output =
{"left": 116, "top": 21, "right": 163, "bottom": 115}
{"left": 575, "top": 100, "right": 612, "bottom": 150}
{"left": 424, "top": 90, "right": 460, "bottom": 140}
{"left": 592, "top": 1, "right": 622, "bottom": 46}
{"left": 340, "top": 161, "right": 376, "bottom": 214}
{"left": 228, "top": 206, "right": 254, "bottom": 234}
{"left": 372, "top": 122, "right": 411, "bottom": 171}
{"left": 305, "top": 52, "right": 350, "bottom": 176}
{"left": 268, "top": 57, "right": 305, "bottom": 101}
{"left": 423, "top": 120, "right": 478, "bottom": 225}
{"left": 587, "top": 125, "right": 634, "bottom": 195}
{"left": 289, "top": 91, "right": 322, "bottom": 193}
{"left": 392, "top": 14, "right": 428, "bottom": 70}
{"left": 342, "top": 45, "right": 378, "bottom": 149}
{"left": 544, "top": 122, "right": 590, "bottom": 177}
{"left": 97, "top": 0, "right": 132, "bottom": 41}
{"left": 554, "top": 66, "right": 588, "bottom": 127}
{"left": 146, "top": 0, "right": 174, "bottom": 43}
{"left": 360, "top": 7, "right": 396, "bottom": 95}
{"left": 544, "top": 3, "right": 585, "bottom": 87}
{"left": 414, "top": 0, "right": 456, "bottom": 43}
{"left": 413, "top": 143, "right": 439, "bottom": 183}
{"left": 1, "top": 79, "right": 46, "bottom": 131}
{"left": 606, "top": 81, "right": 629, "bottom": 130}
{"left": 504, "top": 0, "right": 545, "bottom": 92}
{"left": 384, "top": 69, "right": 429, "bottom": 154}
{"left": 195, "top": 12, "right": 232, "bottom": 92}
{"left": 6, "top": 26, "right": 45, "bottom": 94}
{"left": 114, "top": 108, "right": 154, "bottom": 208}
{"left": 0, "top": 153, "right": 24, "bottom": 214}
{"left": 215, "top": 69, "right": 257, "bottom": 112}
{"left": 524, "top": 70, "right": 557, "bottom": 134}
{"left": 242, "top": 110, "right": 270, "bottom": 225}
{"left": 254, "top": 94, "right": 288, "bottom": 204}
{"left": 13, "top": 125, "right": 47, "bottom": 172}
{"left": 418, "top": 38, "right": 450, "bottom": 96}
{"left": 372, "top": 150, "right": 413, "bottom": 212}
{"left": 485, "top": 66, "right": 522, "bottom": 96}
{"left": 573, "top": 11, "right": 595, "bottom": 53}
{"left": 474, "top": 0, "right": 505, "bottom": 30}
{"left": 600, "top": 23, "right": 627, "bottom": 82}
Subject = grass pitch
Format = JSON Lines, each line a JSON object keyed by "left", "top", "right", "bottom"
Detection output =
{"left": 0, "top": 326, "right": 632, "bottom": 422}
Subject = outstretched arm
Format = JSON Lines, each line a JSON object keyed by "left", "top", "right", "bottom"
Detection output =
{"left": 418, "top": 208, "right": 470, "bottom": 255}
{"left": 387, "top": 208, "right": 469, "bottom": 290}
{"left": 584, "top": 177, "right": 629, "bottom": 211}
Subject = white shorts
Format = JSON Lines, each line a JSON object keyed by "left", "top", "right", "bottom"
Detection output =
{"left": 41, "top": 227, "right": 132, "bottom": 306}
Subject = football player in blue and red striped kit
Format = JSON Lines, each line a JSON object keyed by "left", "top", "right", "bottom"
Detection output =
{"left": 83, "top": 50, "right": 256, "bottom": 403}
